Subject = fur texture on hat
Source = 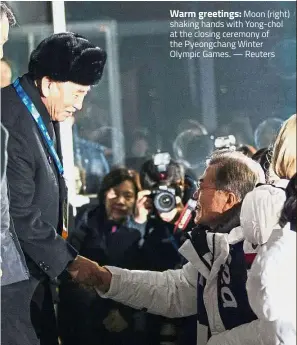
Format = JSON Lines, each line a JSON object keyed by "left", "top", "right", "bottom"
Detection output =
{"left": 28, "top": 32, "right": 107, "bottom": 86}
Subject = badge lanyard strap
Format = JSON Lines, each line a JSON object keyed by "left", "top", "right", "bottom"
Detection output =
{"left": 12, "top": 78, "right": 64, "bottom": 176}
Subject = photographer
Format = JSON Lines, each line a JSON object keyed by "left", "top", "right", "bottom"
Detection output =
{"left": 133, "top": 153, "right": 196, "bottom": 345}
{"left": 135, "top": 153, "right": 187, "bottom": 270}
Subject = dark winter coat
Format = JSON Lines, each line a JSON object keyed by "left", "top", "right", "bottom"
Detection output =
{"left": 1, "top": 74, "right": 77, "bottom": 345}
{"left": 58, "top": 205, "right": 143, "bottom": 345}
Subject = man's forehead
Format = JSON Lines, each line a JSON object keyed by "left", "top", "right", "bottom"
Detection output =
{"left": 199, "top": 165, "right": 217, "bottom": 182}
{"left": 66, "top": 81, "right": 91, "bottom": 92}
{"left": 54, "top": 80, "right": 90, "bottom": 93}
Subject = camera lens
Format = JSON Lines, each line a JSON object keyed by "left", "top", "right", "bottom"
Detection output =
{"left": 154, "top": 191, "right": 176, "bottom": 213}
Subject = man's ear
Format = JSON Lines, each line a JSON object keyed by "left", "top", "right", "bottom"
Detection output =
{"left": 40, "top": 76, "right": 51, "bottom": 97}
{"left": 223, "top": 191, "right": 238, "bottom": 212}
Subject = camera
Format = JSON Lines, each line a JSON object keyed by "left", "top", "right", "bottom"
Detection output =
{"left": 140, "top": 151, "right": 184, "bottom": 214}
{"left": 214, "top": 135, "right": 236, "bottom": 150}
{"left": 149, "top": 152, "right": 177, "bottom": 213}
{"left": 150, "top": 186, "right": 176, "bottom": 213}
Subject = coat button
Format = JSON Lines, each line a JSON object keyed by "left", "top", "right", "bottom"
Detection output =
{"left": 48, "top": 156, "right": 52, "bottom": 164}
{"left": 38, "top": 261, "right": 49, "bottom": 271}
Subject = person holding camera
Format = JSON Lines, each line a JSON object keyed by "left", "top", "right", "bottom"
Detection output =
{"left": 134, "top": 154, "right": 186, "bottom": 271}
{"left": 132, "top": 153, "right": 196, "bottom": 345}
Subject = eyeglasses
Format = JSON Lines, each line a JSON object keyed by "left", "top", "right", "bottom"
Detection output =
{"left": 197, "top": 180, "right": 218, "bottom": 190}
{"left": 193, "top": 183, "right": 217, "bottom": 200}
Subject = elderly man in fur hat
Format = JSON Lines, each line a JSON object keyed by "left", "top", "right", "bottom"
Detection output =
{"left": 1, "top": 32, "right": 107, "bottom": 345}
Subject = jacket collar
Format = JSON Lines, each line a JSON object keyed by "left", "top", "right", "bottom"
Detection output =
{"left": 18, "top": 73, "right": 52, "bottom": 129}
{"left": 211, "top": 203, "right": 242, "bottom": 234}
{"left": 85, "top": 205, "right": 131, "bottom": 233}
{"left": 18, "top": 74, "right": 64, "bottom": 162}
{"left": 188, "top": 203, "right": 242, "bottom": 239}
{"left": 179, "top": 204, "right": 243, "bottom": 277}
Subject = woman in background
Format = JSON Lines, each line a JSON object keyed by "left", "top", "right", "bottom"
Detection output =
{"left": 58, "top": 168, "right": 146, "bottom": 345}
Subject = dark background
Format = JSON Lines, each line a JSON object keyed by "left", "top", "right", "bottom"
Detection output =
{"left": 6, "top": 1, "right": 296, "bottom": 156}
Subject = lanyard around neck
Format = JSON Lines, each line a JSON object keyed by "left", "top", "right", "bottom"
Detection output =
{"left": 13, "top": 78, "right": 64, "bottom": 176}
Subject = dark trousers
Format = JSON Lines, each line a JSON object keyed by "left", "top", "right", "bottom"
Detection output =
{"left": 1, "top": 276, "right": 59, "bottom": 345}
{"left": 31, "top": 279, "right": 59, "bottom": 345}
{"left": 1, "top": 277, "right": 40, "bottom": 345}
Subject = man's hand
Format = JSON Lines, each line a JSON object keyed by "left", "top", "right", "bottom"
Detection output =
{"left": 67, "top": 255, "right": 106, "bottom": 286}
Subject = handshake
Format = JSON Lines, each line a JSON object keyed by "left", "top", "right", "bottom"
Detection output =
{"left": 67, "top": 255, "right": 111, "bottom": 292}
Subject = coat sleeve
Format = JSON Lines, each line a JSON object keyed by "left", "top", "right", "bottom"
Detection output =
{"left": 96, "top": 262, "right": 198, "bottom": 318}
{"left": 206, "top": 319, "right": 279, "bottom": 345}
{"left": 6, "top": 123, "right": 77, "bottom": 279}
{"left": 1, "top": 124, "right": 8, "bottom": 181}
{"left": 246, "top": 245, "right": 273, "bottom": 321}
{"left": 1, "top": 177, "right": 29, "bottom": 286}
{"left": 246, "top": 231, "right": 296, "bottom": 323}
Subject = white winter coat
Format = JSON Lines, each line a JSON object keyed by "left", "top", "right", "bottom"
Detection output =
{"left": 241, "top": 180, "right": 296, "bottom": 345}
{"left": 97, "top": 223, "right": 276, "bottom": 345}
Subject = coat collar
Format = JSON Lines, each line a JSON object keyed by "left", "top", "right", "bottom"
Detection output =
{"left": 18, "top": 74, "right": 52, "bottom": 129}
{"left": 83, "top": 205, "right": 132, "bottom": 234}
{"left": 211, "top": 203, "right": 242, "bottom": 234}
{"left": 179, "top": 204, "right": 243, "bottom": 277}
{"left": 18, "top": 74, "right": 63, "bottom": 161}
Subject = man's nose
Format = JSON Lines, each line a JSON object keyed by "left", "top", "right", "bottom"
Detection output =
{"left": 74, "top": 96, "right": 86, "bottom": 111}
{"left": 73, "top": 101, "right": 83, "bottom": 111}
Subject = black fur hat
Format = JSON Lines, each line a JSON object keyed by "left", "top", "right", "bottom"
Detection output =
{"left": 28, "top": 32, "right": 107, "bottom": 86}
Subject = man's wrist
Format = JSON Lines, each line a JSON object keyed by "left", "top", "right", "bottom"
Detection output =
{"left": 66, "top": 254, "right": 78, "bottom": 271}
{"left": 59, "top": 255, "right": 78, "bottom": 282}
{"left": 99, "top": 266, "right": 112, "bottom": 293}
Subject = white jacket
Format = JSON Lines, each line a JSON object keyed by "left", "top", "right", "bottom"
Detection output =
{"left": 241, "top": 179, "right": 288, "bottom": 246}
{"left": 97, "top": 223, "right": 274, "bottom": 345}
{"left": 241, "top": 180, "right": 296, "bottom": 344}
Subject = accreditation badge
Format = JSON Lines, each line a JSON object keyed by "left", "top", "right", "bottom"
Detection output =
{"left": 61, "top": 198, "right": 69, "bottom": 239}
